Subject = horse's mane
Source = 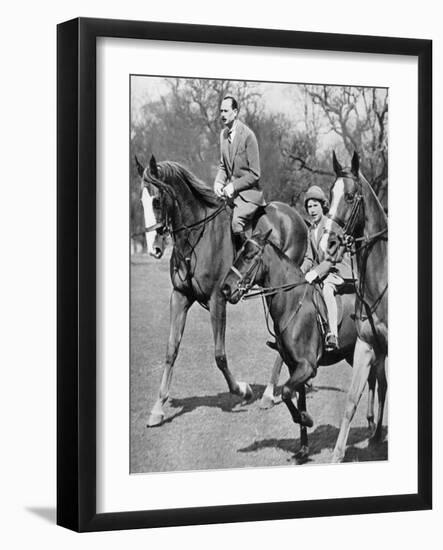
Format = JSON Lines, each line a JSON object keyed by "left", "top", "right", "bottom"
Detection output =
{"left": 158, "top": 161, "right": 220, "bottom": 208}
{"left": 266, "top": 239, "right": 304, "bottom": 280}
{"left": 339, "top": 167, "right": 387, "bottom": 223}
{"left": 359, "top": 172, "right": 388, "bottom": 223}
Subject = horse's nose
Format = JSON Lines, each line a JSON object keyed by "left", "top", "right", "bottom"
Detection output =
{"left": 149, "top": 246, "right": 163, "bottom": 259}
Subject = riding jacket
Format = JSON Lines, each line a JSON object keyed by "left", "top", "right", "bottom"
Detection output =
{"left": 301, "top": 216, "right": 353, "bottom": 281}
{"left": 214, "top": 120, "right": 266, "bottom": 207}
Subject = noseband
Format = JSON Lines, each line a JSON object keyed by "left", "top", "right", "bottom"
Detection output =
{"left": 328, "top": 174, "right": 364, "bottom": 239}
{"left": 328, "top": 175, "right": 387, "bottom": 252}
{"left": 142, "top": 180, "right": 175, "bottom": 237}
{"left": 228, "top": 238, "right": 264, "bottom": 294}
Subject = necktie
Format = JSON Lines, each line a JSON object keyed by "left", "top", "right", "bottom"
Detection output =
{"left": 228, "top": 130, "right": 232, "bottom": 144}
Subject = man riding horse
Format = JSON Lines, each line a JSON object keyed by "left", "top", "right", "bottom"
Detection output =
{"left": 213, "top": 95, "right": 266, "bottom": 249}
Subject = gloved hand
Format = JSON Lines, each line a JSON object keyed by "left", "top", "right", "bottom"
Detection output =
{"left": 224, "top": 182, "right": 235, "bottom": 198}
{"left": 305, "top": 270, "right": 319, "bottom": 284}
{"left": 214, "top": 182, "right": 224, "bottom": 198}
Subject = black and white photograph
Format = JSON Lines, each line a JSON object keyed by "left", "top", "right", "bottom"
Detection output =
{"left": 130, "top": 76, "right": 389, "bottom": 473}
{"left": 2, "top": 1, "right": 437, "bottom": 544}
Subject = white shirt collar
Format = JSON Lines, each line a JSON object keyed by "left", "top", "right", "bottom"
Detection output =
{"left": 228, "top": 119, "right": 238, "bottom": 139}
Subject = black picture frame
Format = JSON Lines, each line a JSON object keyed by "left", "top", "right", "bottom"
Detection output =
{"left": 57, "top": 17, "right": 432, "bottom": 532}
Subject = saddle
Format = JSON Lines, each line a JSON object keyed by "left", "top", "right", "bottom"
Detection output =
{"left": 336, "top": 278, "right": 357, "bottom": 296}
{"left": 312, "top": 278, "right": 357, "bottom": 344}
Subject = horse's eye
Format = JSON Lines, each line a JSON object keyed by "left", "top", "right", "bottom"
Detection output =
{"left": 345, "top": 193, "right": 355, "bottom": 203}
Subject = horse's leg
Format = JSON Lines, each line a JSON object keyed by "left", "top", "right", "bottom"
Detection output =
{"left": 332, "top": 338, "right": 375, "bottom": 462}
{"left": 366, "top": 367, "right": 376, "bottom": 436}
{"left": 295, "top": 384, "right": 309, "bottom": 462}
{"left": 260, "top": 354, "right": 284, "bottom": 409}
{"left": 281, "top": 358, "right": 315, "bottom": 430}
{"left": 210, "top": 294, "right": 253, "bottom": 401}
{"left": 147, "top": 290, "right": 193, "bottom": 427}
{"left": 371, "top": 355, "right": 387, "bottom": 443}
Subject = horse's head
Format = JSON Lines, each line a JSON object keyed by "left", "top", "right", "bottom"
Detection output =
{"left": 135, "top": 154, "right": 173, "bottom": 259}
{"left": 323, "top": 151, "right": 365, "bottom": 258}
{"left": 220, "top": 230, "right": 271, "bottom": 304}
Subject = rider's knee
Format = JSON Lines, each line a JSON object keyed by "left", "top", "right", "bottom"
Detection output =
{"left": 323, "top": 282, "right": 335, "bottom": 298}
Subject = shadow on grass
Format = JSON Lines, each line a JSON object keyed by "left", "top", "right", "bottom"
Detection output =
{"left": 258, "top": 383, "right": 345, "bottom": 401}
{"left": 311, "top": 384, "right": 347, "bottom": 394}
{"left": 154, "top": 383, "right": 267, "bottom": 425}
{"left": 237, "top": 424, "right": 388, "bottom": 463}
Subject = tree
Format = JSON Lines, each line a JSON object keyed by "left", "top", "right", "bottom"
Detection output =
{"left": 304, "top": 85, "right": 388, "bottom": 205}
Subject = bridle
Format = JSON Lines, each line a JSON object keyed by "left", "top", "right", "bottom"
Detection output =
{"left": 327, "top": 172, "right": 364, "bottom": 240}
{"left": 139, "top": 172, "right": 229, "bottom": 310}
{"left": 328, "top": 171, "right": 388, "bottom": 352}
{"left": 227, "top": 236, "right": 314, "bottom": 339}
{"left": 228, "top": 237, "right": 309, "bottom": 299}
{"left": 142, "top": 178, "right": 227, "bottom": 237}
{"left": 228, "top": 237, "right": 265, "bottom": 295}
{"left": 327, "top": 172, "right": 387, "bottom": 252}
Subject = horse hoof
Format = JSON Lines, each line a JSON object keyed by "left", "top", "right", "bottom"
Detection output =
{"left": 299, "top": 411, "right": 314, "bottom": 428}
{"left": 295, "top": 446, "right": 309, "bottom": 463}
{"left": 367, "top": 420, "right": 376, "bottom": 437}
{"left": 259, "top": 394, "right": 276, "bottom": 409}
{"left": 147, "top": 413, "right": 164, "bottom": 427}
{"left": 331, "top": 450, "right": 344, "bottom": 463}
{"left": 238, "top": 381, "right": 254, "bottom": 403}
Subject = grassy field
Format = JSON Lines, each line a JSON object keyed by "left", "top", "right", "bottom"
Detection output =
{"left": 130, "top": 251, "right": 387, "bottom": 474}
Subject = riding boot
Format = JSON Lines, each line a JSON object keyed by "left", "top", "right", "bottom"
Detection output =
{"left": 323, "top": 282, "right": 339, "bottom": 350}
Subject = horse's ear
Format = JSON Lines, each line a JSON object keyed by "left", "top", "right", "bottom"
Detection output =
{"left": 332, "top": 151, "right": 343, "bottom": 175}
{"left": 135, "top": 155, "right": 144, "bottom": 177}
{"left": 149, "top": 154, "right": 159, "bottom": 178}
{"left": 251, "top": 228, "right": 272, "bottom": 243}
{"left": 351, "top": 151, "right": 360, "bottom": 176}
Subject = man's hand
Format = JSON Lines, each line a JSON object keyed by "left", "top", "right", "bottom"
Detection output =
{"left": 224, "top": 182, "right": 235, "bottom": 198}
{"left": 214, "top": 182, "right": 225, "bottom": 198}
{"left": 305, "top": 270, "right": 319, "bottom": 284}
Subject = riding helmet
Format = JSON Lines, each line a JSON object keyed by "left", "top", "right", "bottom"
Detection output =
{"left": 304, "top": 185, "right": 329, "bottom": 213}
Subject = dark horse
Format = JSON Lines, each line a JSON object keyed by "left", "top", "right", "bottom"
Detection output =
{"left": 135, "top": 155, "right": 307, "bottom": 426}
{"left": 324, "top": 152, "right": 388, "bottom": 462}
{"left": 220, "top": 230, "right": 379, "bottom": 461}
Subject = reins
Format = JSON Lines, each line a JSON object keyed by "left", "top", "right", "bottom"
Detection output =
{"left": 231, "top": 237, "right": 310, "bottom": 339}
{"left": 138, "top": 173, "right": 229, "bottom": 310}
{"left": 170, "top": 202, "right": 227, "bottom": 310}
{"left": 171, "top": 202, "right": 227, "bottom": 235}
{"left": 233, "top": 237, "right": 308, "bottom": 301}
{"left": 242, "top": 281, "right": 308, "bottom": 301}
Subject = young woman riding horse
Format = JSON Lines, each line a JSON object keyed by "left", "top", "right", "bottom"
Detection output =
{"left": 220, "top": 229, "right": 379, "bottom": 461}
{"left": 136, "top": 155, "right": 308, "bottom": 426}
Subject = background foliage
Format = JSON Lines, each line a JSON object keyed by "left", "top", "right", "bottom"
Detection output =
{"left": 131, "top": 78, "right": 388, "bottom": 245}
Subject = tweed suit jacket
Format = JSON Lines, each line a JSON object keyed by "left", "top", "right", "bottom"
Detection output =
{"left": 300, "top": 216, "right": 353, "bottom": 280}
{"left": 214, "top": 120, "right": 266, "bottom": 206}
